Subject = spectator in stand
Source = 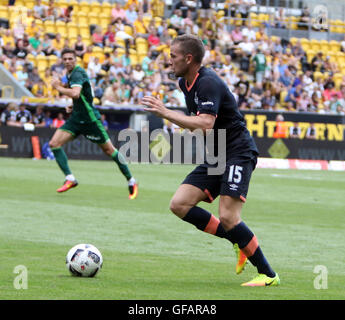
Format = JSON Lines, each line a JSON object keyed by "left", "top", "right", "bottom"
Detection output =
{"left": 45, "top": 0, "right": 59, "bottom": 21}
{"left": 15, "top": 104, "right": 32, "bottom": 126}
{"left": 111, "top": 2, "right": 127, "bottom": 25}
{"left": 33, "top": 106, "right": 46, "bottom": 127}
{"left": 31, "top": 79, "right": 47, "bottom": 97}
{"left": 289, "top": 122, "right": 301, "bottom": 138}
{"left": 87, "top": 56, "right": 103, "bottom": 84}
{"left": 311, "top": 51, "right": 325, "bottom": 72}
{"left": 285, "top": 83, "right": 303, "bottom": 109}
{"left": 51, "top": 33, "right": 64, "bottom": 55}
{"left": 199, "top": 0, "right": 213, "bottom": 32}
{"left": 29, "top": 32, "right": 42, "bottom": 55}
{"left": 73, "top": 35, "right": 87, "bottom": 58}
{"left": 51, "top": 57, "right": 65, "bottom": 77}
{"left": 2, "top": 41, "right": 15, "bottom": 60}
{"left": 242, "top": 23, "right": 256, "bottom": 41}
{"left": 33, "top": 0, "right": 47, "bottom": 20}
{"left": 169, "top": 9, "right": 184, "bottom": 34}
{"left": 133, "top": 13, "right": 149, "bottom": 38}
{"left": 13, "top": 39, "right": 28, "bottom": 63}
{"left": 101, "top": 114, "right": 109, "bottom": 130}
{"left": 52, "top": 112, "right": 65, "bottom": 129}
{"left": 174, "top": 0, "right": 191, "bottom": 19}
{"left": 15, "top": 64, "right": 29, "bottom": 86}
{"left": 238, "top": 0, "right": 256, "bottom": 26}
{"left": 274, "top": 8, "right": 286, "bottom": 28}
{"left": 235, "top": 72, "right": 251, "bottom": 107}
{"left": 41, "top": 33, "right": 55, "bottom": 56}
{"left": 104, "top": 24, "right": 116, "bottom": 48}
{"left": 92, "top": 26, "right": 104, "bottom": 48}
{"left": 231, "top": 25, "right": 243, "bottom": 45}
{"left": 252, "top": 47, "right": 266, "bottom": 84}
{"left": 249, "top": 81, "right": 264, "bottom": 109}
{"left": 125, "top": 3, "right": 138, "bottom": 26}
{"left": 44, "top": 110, "right": 53, "bottom": 127}
{"left": 0, "top": 102, "right": 18, "bottom": 126}
{"left": 147, "top": 26, "right": 160, "bottom": 50}
{"left": 296, "top": 90, "right": 310, "bottom": 112}
{"left": 102, "top": 80, "right": 121, "bottom": 105}
{"left": 2, "top": 29, "right": 15, "bottom": 47}
{"left": 28, "top": 66, "right": 42, "bottom": 87}
{"left": 59, "top": 5, "right": 73, "bottom": 23}
{"left": 298, "top": 6, "right": 310, "bottom": 29}
{"left": 306, "top": 123, "right": 317, "bottom": 139}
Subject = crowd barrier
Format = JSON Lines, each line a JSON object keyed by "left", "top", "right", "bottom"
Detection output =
{"left": 0, "top": 110, "right": 344, "bottom": 162}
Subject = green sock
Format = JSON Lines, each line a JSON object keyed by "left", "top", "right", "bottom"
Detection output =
{"left": 52, "top": 147, "right": 72, "bottom": 176}
{"left": 111, "top": 149, "right": 132, "bottom": 180}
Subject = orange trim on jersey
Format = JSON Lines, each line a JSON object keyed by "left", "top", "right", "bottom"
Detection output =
{"left": 204, "top": 188, "right": 214, "bottom": 203}
{"left": 185, "top": 72, "right": 199, "bottom": 92}
{"left": 204, "top": 215, "right": 220, "bottom": 235}
{"left": 240, "top": 195, "right": 246, "bottom": 203}
{"left": 241, "top": 235, "right": 258, "bottom": 257}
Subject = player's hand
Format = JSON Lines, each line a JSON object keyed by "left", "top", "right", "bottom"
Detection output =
{"left": 51, "top": 77, "right": 61, "bottom": 89}
{"left": 66, "top": 105, "right": 73, "bottom": 113}
{"left": 141, "top": 95, "right": 168, "bottom": 118}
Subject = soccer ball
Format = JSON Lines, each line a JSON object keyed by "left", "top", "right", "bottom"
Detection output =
{"left": 66, "top": 244, "right": 103, "bottom": 277}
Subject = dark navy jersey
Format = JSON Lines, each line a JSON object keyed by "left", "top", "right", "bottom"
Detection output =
{"left": 178, "top": 66, "right": 258, "bottom": 161}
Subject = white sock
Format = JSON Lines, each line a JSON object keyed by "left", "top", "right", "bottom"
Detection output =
{"left": 65, "top": 174, "right": 76, "bottom": 182}
{"left": 128, "top": 177, "right": 136, "bottom": 186}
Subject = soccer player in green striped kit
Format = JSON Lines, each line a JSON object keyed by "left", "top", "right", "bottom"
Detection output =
{"left": 49, "top": 48, "right": 138, "bottom": 199}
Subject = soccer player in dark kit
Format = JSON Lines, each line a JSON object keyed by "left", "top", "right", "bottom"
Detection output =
{"left": 141, "top": 34, "right": 279, "bottom": 286}
{"left": 50, "top": 48, "right": 138, "bottom": 199}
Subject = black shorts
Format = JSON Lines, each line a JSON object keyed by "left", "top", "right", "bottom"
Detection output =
{"left": 182, "top": 156, "right": 257, "bottom": 203}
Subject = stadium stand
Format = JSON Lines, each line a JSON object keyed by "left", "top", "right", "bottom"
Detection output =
{"left": 0, "top": 0, "right": 344, "bottom": 121}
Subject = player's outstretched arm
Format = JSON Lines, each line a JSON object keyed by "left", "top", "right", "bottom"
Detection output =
{"left": 141, "top": 96, "right": 215, "bottom": 133}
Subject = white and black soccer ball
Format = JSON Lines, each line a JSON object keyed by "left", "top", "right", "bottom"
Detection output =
{"left": 66, "top": 244, "right": 103, "bottom": 277}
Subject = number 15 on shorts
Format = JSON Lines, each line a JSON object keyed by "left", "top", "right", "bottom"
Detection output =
{"left": 228, "top": 165, "right": 243, "bottom": 183}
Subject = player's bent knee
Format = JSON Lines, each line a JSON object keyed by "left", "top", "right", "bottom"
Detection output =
{"left": 219, "top": 214, "right": 241, "bottom": 231}
{"left": 169, "top": 199, "right": 189, "bottom": 218}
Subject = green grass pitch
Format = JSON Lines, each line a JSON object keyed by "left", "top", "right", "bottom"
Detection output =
{"left": 0, "top": 157, "right": 344, "bottom": 300}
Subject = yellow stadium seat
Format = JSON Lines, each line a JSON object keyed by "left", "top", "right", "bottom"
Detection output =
{"left": 43, "top": 20, "right": 56, "bottom": 34}
{"left": 77, "top": 12, "right": 88, "bottom": 26}
{"left": 319, "top": 39, "right": 329, "bottom": 52}
{"left": 0, "top": 5, "right": 8, "bottom": 19}
{"left": 56, "top": 0, "right": 69, "bottom": 9}
{"left": 55, "top": 21, "right": 67, "bottom": 38}
{"left": 79, "top": 25, "right": 90, "bottom": 39}
{"left": 88, "top": 12, "right": 100, "bottom": 26}
{"left": 136, "top": 37, "right": 148, "bottom": 54}
{"left": 79, "top": 1, "right": 91, "bottom": 15}
{"left": 25, "top": 0, "right": 35, "bottom": 9}
{"left": 115, "top": 36, "right": 126, "bottom": 49}
{"left": 313, "top": 71, "right": 323, "bottom": 81}
{"left": 154, "top": 16, "right": 163, "bottom": 27}
{"left": 289, "top": 16, "right": 299, "bottom": 30}
{"left": 67, "top": 22, "right": 79, "bottom": 39}
{"left": 27, "top": 53, "right": 36, "bottom": 67}
{"left": 289, "top": 37, "right": 298, "bottom": 46}
{"left": 310, "top": 39, "right": 320, "bottom": 52}
{"left": 99, "top": 13, "right": 111, "bottom": 29}
{"left": 143, "top": 15, "right": 152, "bottom": 29}
{"left": 249, "top": 12, "right": 260, "bottom": 27}
{"left": 300, "top": 38, "right": 310, "bottom": 51}
{"left": 36, "top": 56, "right": 49, "bottom": 72}
{"left": 90, "top": 1, "right": 102, "bottom": 15}
{"left": 306, "top": 50, "right": 316, "bottom": 63}
{"left": 329, "top": 40, "right": 341, "bottom": 52}
{"left": 124, "top": 25, "right": 133, "bottom": 36}
{"left": 101, "top": 1, "right": 112, "bottom": 17}
{"left": 48, "top": 55, "right": 58, "bottom": 67}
